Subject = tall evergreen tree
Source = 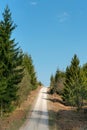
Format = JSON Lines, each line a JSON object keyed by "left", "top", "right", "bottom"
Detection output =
{"left": 63, "top": 54, "right": 80, "bottom": 106}
{"left": 63, "top": 54, "right": 87, "bottom": 110}
{"left": 81, "top": 63, "right": 87, "bottom": 100}
{"left": 0, "top": 6, "right": 23, "bottom": 116}
{"left": 23, "top": 53, "right": 37, "bottom": 90}
{"left": 50, "top": 74, "right": 55, "bottom": 87}
{"left": 49, "top": 74, "right": 55, "bottom": 94}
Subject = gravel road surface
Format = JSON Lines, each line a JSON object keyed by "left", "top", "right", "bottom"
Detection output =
{"left": 19, "top": 87, "right": 49, "bottom": 130}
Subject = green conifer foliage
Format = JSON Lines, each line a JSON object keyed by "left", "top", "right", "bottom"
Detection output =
{"left": 23, "top": 54, "right": 37, "bottom": 90}
{"left": 63, "top": 54, "right": 87, "bottom": 110}
{"left": 0, "top": 6, "right": 23, "bottom": 116}
{"left": 49, "top": 70, "right": 65, "bottom": 95}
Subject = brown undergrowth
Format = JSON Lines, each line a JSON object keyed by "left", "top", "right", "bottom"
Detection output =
{"left": 48, "top": 92, "right": 87, "bottom": 130}
{"left": 0, "top": 86, "right": 41, "bottom": 130}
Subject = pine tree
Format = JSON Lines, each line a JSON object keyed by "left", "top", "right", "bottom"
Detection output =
{"left": 81, "top": 63, "right": 87, "bottom": 101}
{"left": 49, "top": 74, "right": 55, "bottom": 94}
{"left": 63, "top": 54, "right": 81, "bottom": 108}
{"left": 49, "top": 69, "right": 65, "bottom": 95}
{"left": 50, "top": 74, "right": 54, "bottom": 87}
{"left": 0, "top": 6, "right": 23, "bottom": 115}
{"left": 54, "top": 69, "right": 65, "bottom": 94}
{"left": 63, "top": 54, "right": 87, "bottom": 110}
{"left": 23, "top": 53, "right": 37, "bottom": 90}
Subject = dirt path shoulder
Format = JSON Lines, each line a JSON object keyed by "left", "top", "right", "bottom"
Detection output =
{"left": 0, "top": 86, "right": 41, "bottom": 130}
{"left": 48, "top": 93, "right": 87, "bottom": 130}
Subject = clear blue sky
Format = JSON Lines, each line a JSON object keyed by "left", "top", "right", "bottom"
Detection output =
{"left": 0, "top": 0, "right": 87, "bottom": 86}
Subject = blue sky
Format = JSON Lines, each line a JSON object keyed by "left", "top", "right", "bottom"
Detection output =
{"left": 0, "top": 0, "right": 87, "bottom": 86}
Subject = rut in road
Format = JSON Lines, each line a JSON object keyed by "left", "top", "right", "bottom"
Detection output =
{"left": 19, "top": 87, "right": 49, "bottom": 130}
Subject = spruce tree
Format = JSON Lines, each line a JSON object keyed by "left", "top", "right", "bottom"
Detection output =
{"left": 49, "top": 69, "right": 65, "bottom": 95}
{"left": 23, "top": 54, "right": 37, "bottom": 90}
{"left": 50, "top": 74, "right": 54, "bottom": 87}
{"left": 0, "top": 6, "right": 23, "bottom": 115}
{"left": 81, "top": 64, "right": 87, "bottom": 101}
{"left": 63, "top": 54, "right": 87, "bottom": 110}
{"left": 63, "top": 54, "right": 81, "bottom": 109}
{"left": 49, "top": 74, "right": 55, "bottom": 94}
{"left": 54, "top": 69, "right": 65, "bottom": 94}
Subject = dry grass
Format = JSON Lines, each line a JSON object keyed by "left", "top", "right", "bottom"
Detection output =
{"left": 48, "top": 93, "right": 87, "bottom": 130}
{"left": 0, "top": 86, "right": 41, "bottom": 130}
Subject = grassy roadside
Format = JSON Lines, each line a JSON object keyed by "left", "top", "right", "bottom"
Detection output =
{"left": 5, "top": 106, "right": 31, "bottom": 130}
{"left": 48, "top": 106, "right": 56, "bottom": 130}
{"left": 0, "top": 86, "right": 41, "bottom": 130}
{"left": 47, "top": 93, "right": 57, "bottom": 130}
{"left": 47, "top": 92, "right": 87, "bottom": 130}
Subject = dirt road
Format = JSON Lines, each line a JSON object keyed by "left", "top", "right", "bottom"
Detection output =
{"left": 19, "top": 87, "right": 49, "bottom": 130}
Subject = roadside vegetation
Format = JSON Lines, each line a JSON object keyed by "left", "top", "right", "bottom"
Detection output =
{"left": 0, "top": 5, "right": 42, "bottom": 130}
{"left": 48, "top": 54, "right": 87, "bottom": 129}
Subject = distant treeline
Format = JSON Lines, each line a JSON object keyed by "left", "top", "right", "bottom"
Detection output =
{"left": 0, "top": 6, "right": 41, "bottom": 117}
{"left": 49, "top": 54, "right": 87, "bottom": 111}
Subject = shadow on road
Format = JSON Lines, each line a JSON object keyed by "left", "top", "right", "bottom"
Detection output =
{"left": 31, "top": 110, "right": 48, "bottom": 117}
{"left": 42, "top": 92, "right": 49, "bottom": 94}
{"left": 29, "top": 117, "right": 49, "bottom": 126}
{"left": 42, "top": 97, "right": 66, "bottom": 106}
{"left": 26, "top": 110, "right": 54, "bottom": 127}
